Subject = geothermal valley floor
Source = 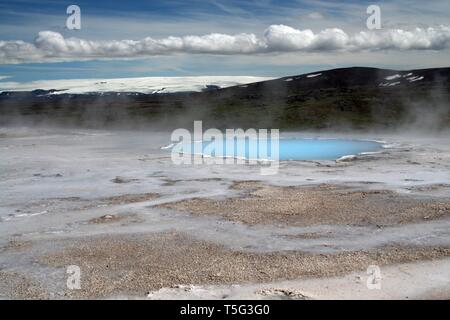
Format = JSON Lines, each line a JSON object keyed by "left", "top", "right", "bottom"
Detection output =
{"left": 0, "top": 127, "right": 449, "bottom": 299}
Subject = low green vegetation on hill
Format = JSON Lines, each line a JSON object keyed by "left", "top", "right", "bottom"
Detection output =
{"left": 1, "top": 67, "right": 449, "bottom": 130}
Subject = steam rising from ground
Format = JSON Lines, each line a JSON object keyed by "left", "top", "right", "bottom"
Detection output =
{"left": 401, "top": 87, "right": 450, "bottom": 132}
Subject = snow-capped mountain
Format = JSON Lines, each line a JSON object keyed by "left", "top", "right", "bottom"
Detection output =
{"left": 0, "top": 76, "right": 273, "bottom": 95}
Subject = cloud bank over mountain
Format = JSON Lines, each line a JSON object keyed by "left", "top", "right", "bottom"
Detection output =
{"left": 1, "top": 25, "right": 449, "bottom": 64}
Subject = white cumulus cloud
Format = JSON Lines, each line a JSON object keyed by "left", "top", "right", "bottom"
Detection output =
{"left": 0, "top": 25, "right": 449, "bottom": 64}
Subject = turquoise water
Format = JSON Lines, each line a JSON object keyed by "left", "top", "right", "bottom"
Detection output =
{"left": 173, "top": 138, "right": 383, "bottom": 161}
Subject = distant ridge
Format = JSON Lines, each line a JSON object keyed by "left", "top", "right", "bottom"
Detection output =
{"left": 0, "top": 76, "right": 272, "bottom": 95}
{"left": 1, "top": 67, "right": 449, "bottom": 130}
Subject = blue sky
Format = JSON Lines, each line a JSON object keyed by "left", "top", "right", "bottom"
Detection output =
{"left": 0, "top": 0, "right": 449, "bottom": 82}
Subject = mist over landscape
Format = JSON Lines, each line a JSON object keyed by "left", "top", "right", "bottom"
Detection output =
{"left": 1, "top": 67, "right": 449, "bottom": 132}
{"left": 0, "top": 0, "right": 449, "bottom": 305}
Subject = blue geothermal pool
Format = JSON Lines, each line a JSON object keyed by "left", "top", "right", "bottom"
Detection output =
{"left": 172, "top": 138, "right": 383, "bottom": 161}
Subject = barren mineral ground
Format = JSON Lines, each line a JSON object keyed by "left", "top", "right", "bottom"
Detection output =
{"left": 0, "top": 127, "right": 449, "bottom": 299}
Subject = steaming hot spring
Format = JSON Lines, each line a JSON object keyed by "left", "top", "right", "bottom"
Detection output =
{"left": 0, "top": 127, "right": 450, "bottom": 300}
{"left": 169, "top": 137, "right": 383, "bottom": 161}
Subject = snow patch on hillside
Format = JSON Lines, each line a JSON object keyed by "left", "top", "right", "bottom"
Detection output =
{"left": 306, "top": 73, "right": 322, "bottom": 78}
{"left": 385, "top": 74, "right": 401, "bottom": 80}
{"left": 408, "top": 76, "right": 424, "bottom": 82}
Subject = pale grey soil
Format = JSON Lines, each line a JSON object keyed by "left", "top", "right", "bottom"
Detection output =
{"left": 1, "top": 127, "right": 449, "bottom": 299}
{"left": 158, "top": 181, "right": 450, "bottom": 226}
